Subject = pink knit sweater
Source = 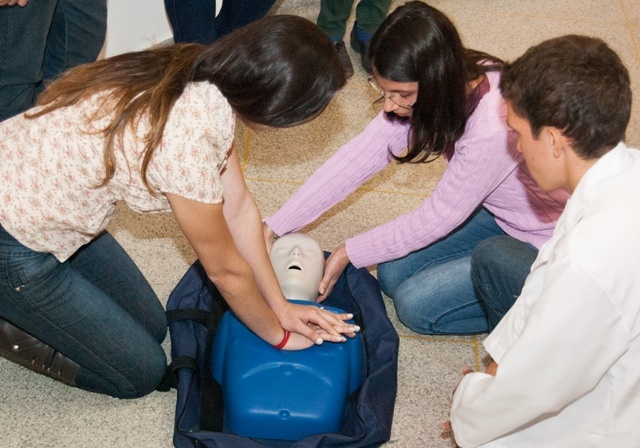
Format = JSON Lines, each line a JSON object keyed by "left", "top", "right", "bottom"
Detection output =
{"left": 265, "top": 71, "right": 568, "bottom": 268}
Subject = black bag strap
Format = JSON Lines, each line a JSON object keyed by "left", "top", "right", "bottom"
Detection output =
{"left": 166, "top": 308, "right": 211, "bottom": 326}
{"left": 156, "top": 307, "right": 209, "bottom": 393}
{"left": 199, "top": 284, "right": 229, "bottom": 432}
{"left": 157, "top": 276, "right": 229, "bottom": 434}
{"left": 156, "top": 355, "right": 200, "bottom": 392}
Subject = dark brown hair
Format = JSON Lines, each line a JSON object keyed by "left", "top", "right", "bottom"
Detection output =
{"left": 500, "top": 35, "right": 631, "bottom": 159}
{"left": 29, "top": 15, "right": 346, "bottom": 191}
{"left": 369, "top": 1, "right": 502, "bottom": 163}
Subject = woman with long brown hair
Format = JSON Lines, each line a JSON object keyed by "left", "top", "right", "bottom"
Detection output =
{"left": 0, "top": 14, "right": 354, "bottom": 398}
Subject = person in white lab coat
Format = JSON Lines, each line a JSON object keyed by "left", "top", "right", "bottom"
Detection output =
{"left": 445, "top": 34, "right": 640, "bottom": 447}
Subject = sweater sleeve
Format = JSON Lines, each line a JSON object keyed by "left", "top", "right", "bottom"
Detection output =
{"left": 264, "top": 112, "right": 411, "bottom": 236}
{"left": 345, "top": 82, "right": 521, "bottom": 268}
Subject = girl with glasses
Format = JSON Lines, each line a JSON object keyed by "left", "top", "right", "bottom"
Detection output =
{"left": 264, "top": 2, "right": 568, "bottom": 336}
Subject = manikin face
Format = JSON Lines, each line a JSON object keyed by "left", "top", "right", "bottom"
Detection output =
{"left": 270, "top": 233, "right": 325, "bottom": 302}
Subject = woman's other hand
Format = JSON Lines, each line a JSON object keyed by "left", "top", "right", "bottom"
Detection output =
{"left": 317, "top": 242, "right": 350, "bottom": 302}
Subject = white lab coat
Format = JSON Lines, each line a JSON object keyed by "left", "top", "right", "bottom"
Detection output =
{"left": 450, "top": 142, "right": 640, "bottom": 447}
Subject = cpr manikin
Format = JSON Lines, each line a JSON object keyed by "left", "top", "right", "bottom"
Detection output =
{"left": 212, "top": 232, "right": 365, "bottom": 440}
{"left": 269, "top": 232, "right": 324, "bottom": 302}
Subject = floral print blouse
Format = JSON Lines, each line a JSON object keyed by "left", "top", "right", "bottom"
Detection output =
{"left": 0, "top": 82, "right": 234, "bottom": 262}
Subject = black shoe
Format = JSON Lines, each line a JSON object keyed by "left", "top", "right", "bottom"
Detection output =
{"left": 334, "top": 40, "right": 354, "bottom": 79}
{"left": 350, "top": 24, "right": 372, "bottom": 74}
{"left": 0, "top": 317, "right": 79, "bottom": 386}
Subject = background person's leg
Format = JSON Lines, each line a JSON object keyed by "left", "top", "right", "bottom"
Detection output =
{"left": 164, "top": 0, "right": 217, "bottom": 44}
{"left": 212, "top": 0, "right": 276, "bottom": 41}
{"left": 317, "top": 0, "right": 356, "bottom": 77}
{"left": 350, "top": 0, "right": 391, "bottom": 73}
{"left": 43, "top": 0, "right": 107, "bottom": 81}
{"left": 0, "top": 0, "right": 58, "bottom": 121}
{"left": 317, "top": 0, "right": 355, "bottom": 39}
{"left": 471, "top": 236, "right": 538, "bottom": 331}
{"left": 353, "top": 0, "right": 391, "bottom": 34}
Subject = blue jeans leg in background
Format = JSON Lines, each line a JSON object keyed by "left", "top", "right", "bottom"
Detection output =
{"left": 377, "top": 208, "right": 505, "bottom": 335}
{"left": 0, "top": 227, "right": 167, "bottom": 398}
{"left": 214, "top": 0, "right": 276, "bottom": 40}
{"left": 42, "top": 0, "right": 107, "bottom": 81}
{"left": 164, "top": 0, "right": 217, "bottom": 44}
{"left": 471, "top": 235, "right": 539, "bottom": 331}
{"left": 0, "top": 0, "right": 58, "bottom": 121}
{"left": 0, "top": 0, "right": 106, "bottom": 122}
{"left": 164, "top": 0, "right": 276, "bottom": 44}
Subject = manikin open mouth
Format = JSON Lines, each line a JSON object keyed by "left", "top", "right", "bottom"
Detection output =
{"left": 287, "top": 262, "right": 302, "bottom": 271}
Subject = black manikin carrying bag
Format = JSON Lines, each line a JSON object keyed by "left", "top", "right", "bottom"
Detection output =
{"left": 159, "top": 258, "right": 399, "bottom": 448}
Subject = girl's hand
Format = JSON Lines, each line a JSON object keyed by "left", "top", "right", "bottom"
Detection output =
{"left": 0, "top": 0, "right": 29, "bottom": 6}
{"left": 317, "top": 243, "right": 350, "bottom": 302}
{"left": 274, "top": 300, "right": 359, "bottom": 348}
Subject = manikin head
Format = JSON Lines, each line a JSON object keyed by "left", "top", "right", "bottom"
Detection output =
{"left": 270, "top": 233, "right": 325, "bottom": 302}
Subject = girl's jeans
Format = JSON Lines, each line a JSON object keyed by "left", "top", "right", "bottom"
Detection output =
{"left": 378, "top": 207, "right": 505, "bottom": 335}
{"left": 0, "top": 225, "right": 167, "bottom": 398}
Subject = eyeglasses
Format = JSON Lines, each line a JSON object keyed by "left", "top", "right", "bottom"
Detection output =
{"left": 367, "top": 76, "right": 416, "bottom": 109}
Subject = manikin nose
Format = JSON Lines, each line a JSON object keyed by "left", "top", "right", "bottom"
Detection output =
{"left": 290, "top": 246, "right": 302, "bottom": 257}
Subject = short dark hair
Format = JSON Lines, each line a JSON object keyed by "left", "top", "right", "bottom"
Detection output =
{"left": 500, "top": 35, "right": 631, "bottom": 159}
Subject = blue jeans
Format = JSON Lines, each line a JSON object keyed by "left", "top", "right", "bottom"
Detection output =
{"left": 164, "top": 0, "right": 276, "bottom": 44}
{"left": 0, "top": 0, "right": 107, "bottom": 121}
{"left": 0, "top": 225, "right": 167, "bottom": 398}
{"left": 378, "top": 208, "right": 505, "bottom": 335}
{"left": 471, "top": 235, "right": 539, "bottom": 331}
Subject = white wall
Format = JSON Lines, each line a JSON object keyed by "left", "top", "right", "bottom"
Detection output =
{"left": 102, "top": 0, "right": 224, "bottom": 58}
{"left": 102, "top": 0, "right": 173, "bottom": 57}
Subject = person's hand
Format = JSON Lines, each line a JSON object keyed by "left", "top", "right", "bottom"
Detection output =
{"left": 317, "top": 242, "right": 350, "bottom": 302}
{"left": 441, "top": 366, "right": 475, "bottom": 447}
{"left": 262, "top": 221, "right": 276, "bottom": 253}
{"left": 274, "top": 300, "right": 359, "bottom": 349}
{"left": 440, "top": 419, "right": 459, "bottom": 447}
{"left": 0, "top": 0, "right": 30, "bottom": 6}
{"left": 282, "top": 321, "right": 356, "bottom": 350}
{"left": 282, "top": 331, "right": 318, "bottom": 350}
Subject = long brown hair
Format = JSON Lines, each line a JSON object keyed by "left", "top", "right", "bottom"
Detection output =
{"left": 28, "top": 15, "right": 346, "bottom": 191}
